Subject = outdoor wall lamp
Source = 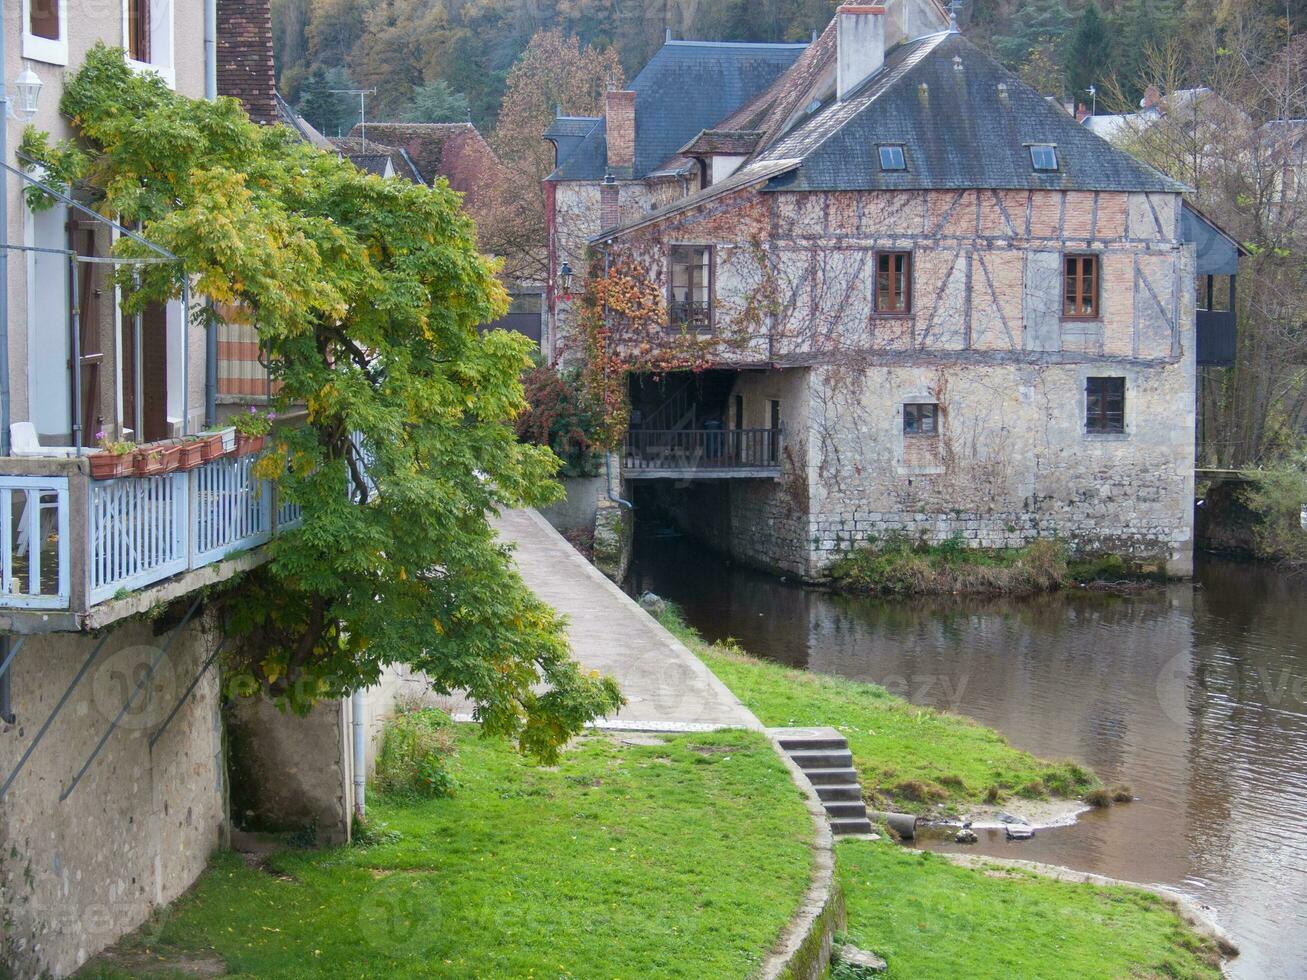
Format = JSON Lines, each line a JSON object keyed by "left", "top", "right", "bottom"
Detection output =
{"left": 10, "top": 68, "right": 43, "bottom": 120}
{"left": 559, "top": 261, "right": 574, "bottom": 301}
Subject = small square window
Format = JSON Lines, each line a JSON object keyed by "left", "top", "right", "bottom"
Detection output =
{"left": 1030, "top": 144, "right": 1058, "bottom": 171}
{"left": 878, "top": 145, "right": 907, "bottom": 171}
{"left": 904, "top": 403, "right": 938, "bottom": 435}
{"left": 1085, "top": 377, "right": 1125, "bottom": 434}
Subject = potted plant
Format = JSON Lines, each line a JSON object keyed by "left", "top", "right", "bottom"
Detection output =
{"left": 204, "top": 424, "right": 237, "bottom": 456}
{"left": 133, "top": 445, "right": 168, "bottom": 476}
{"left": 177, "top": 436, "right": 206, "bottom": 470}
{"left": 233, "top": 407, "right": 274, "bottom": 456}
{"left": 89, "top": 431, "right": 135, "bottom": 480}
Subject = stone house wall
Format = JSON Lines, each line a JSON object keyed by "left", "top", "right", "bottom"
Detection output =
{"left": 0, "top": 614, "right": 226, "bottom": 979}
{"left": 604, "top": 184, "right": 1196, "bottom": 576}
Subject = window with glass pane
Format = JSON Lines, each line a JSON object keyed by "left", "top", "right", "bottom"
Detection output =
{"left": 129, "top": 0, "right": 151, "bottom": 62}
{"left": 670, "top": 245, "right": 711, "bottom": 330}
{"left": 1085, "top": 377, "right": 1125, "bottom": 434}
{"left": 904, "top": 403, "right": 938, "bottom": 435}
{"left": 30, "top": 0, "right": 60, "bottom": 40}
{"left": 1030, "top": 145, "right": 1058, "bottom": 171}
{"left": 878, "top": 145, "right": 906, "bottom": 171}
{"left": 877, "top": 251, "right": 912, "bottom": 313}
{"left": 1063, "top": 254, "right": 1098, "bottom": 317}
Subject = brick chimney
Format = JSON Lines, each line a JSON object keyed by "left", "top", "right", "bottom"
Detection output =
{"left": 605, "top": 90, "right": 636, "bottom": 175}
{"left": 1142, "top": 84, "right": 1162, "bottom": 110}
{"left": 837, "top": 4, "right": 886, "bottom": 101}
{"left": 600, "top": 175, "right": 620, "bottom": 229}
{"left": 1075, "top": 102, "right": 1090, "bottom": 123}
{"left": 217, "top": 0, "right": 278, "bottom": 125}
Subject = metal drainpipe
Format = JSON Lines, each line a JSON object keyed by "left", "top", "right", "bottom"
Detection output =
{"left": 1, "top": 9, "right": 12, "bottom": 457}
{"left": 0, "top": 638, "right": 14, "bottom": 725}
{"left": 203, "top": 0, "right": 218, "bottom": 427}
{"left": 352, "top": 688, "right": 366, "bottom": 820}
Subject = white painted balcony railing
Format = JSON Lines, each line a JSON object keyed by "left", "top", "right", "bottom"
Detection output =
{"left": 0, "top": 451, "right": 306, "bottom": 618}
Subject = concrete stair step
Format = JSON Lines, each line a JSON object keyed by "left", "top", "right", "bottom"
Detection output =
{"left": 787, "top": 749, "right": 854, "bottom": 769}
{"left": 815, "top": 784, "right": 863, "bottom": 802}
{"left": 823, "top": 801, "right": 870, "bottom": 819}
{"left": 777, "top": 735, "right": 848, "bottom": 752}
{"left": 803, "top": 767, "right": 859, "bottom": 786}
{"left": 830, "top": 817, "right": 874, "bottom": 835}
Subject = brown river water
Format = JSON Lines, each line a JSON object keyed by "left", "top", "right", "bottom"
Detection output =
{"left": 626, "top": 529, "right": 1307, "bottom": 979}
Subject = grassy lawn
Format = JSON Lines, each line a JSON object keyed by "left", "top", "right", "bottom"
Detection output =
{"left": 82, "top": 726, "right": 812, "bottom": 980}
{"left": 835, "top": 840, "right": 1224, "bottom": 979}
{"left": 655, "top": 607, "right": 1097, "bottom": 814}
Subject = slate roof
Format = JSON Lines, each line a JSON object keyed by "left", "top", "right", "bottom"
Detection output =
{"left": 547, "top": 40, "right": 808, "bottom": 181}
{"left": 757, "top": 32, "right": 1187, "bottom": 193}
{"left": 329, "top": 136, "right": 426, "bottom": 184}
{"left": 679, "top": 130, "right": 765, "bottom": 156}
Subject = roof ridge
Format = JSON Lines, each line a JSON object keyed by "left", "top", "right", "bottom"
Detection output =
{"left": 665, "top": 39, "right": 810, "bottom": 49}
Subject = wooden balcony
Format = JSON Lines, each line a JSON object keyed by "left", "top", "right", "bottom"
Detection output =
{"left": 0, "top": 450, "right": 303, "bottom": 632}
{"left": 622, "top": 428, "right": 782, "bottom": 480}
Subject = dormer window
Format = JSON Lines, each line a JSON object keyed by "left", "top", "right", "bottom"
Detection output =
{"left": 1030, "top": 144, "right": 1058, "bottom": 171}
{"left": 878, "top": 145, "right": 907, "bottom": 171}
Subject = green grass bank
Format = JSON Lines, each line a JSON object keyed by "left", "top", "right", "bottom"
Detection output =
{"left": 81, "top": 724, "right": 812, "bottom": 979}
{"left": 828, "top": 535, "right": 1165, "bottom": 596}
{"left": 655, "top": 606, "right": 1098, "bottom": 815}
{"left": 835, "top": 841, "right": 1225, "bottom": 979}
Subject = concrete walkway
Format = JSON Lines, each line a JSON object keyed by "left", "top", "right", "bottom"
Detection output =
{"left": 483, "top": 509, "right": 761, "bottom": 732}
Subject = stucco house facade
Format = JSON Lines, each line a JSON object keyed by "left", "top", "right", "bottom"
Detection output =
{"left": 546, "top": 3, "right": 1227, "bottom": 580}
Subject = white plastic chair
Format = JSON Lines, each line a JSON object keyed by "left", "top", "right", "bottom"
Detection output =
{"left": 10, "top": 422, "right": 77, "bottom": 458}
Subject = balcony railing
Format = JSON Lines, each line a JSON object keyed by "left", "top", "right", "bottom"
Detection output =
{"left": 623, "top": 428, "right": 781, "bottom": 477}
{"left": 0, "top": 451, "right": 305, "bottom": 620}
{"left": 669, "top": 300, "right": 712, "bottom": 332}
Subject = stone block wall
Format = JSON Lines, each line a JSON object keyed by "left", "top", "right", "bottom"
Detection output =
{"left": 0, "top": 614, "right": 226, "bottom": 978}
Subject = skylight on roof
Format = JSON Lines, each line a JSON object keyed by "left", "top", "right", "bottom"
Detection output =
{"left": 1030, "top": 144, "right": 1058, "bottom": 171}
{"left": 878, "top": 145, "right": 907, "bottom": 171}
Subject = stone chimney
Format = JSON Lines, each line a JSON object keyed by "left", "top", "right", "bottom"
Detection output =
{"left": 837, "top": 4, "right": 887, "bottom": 101}
{"left": 216, "top": 0, "right": 278, "bottom": 125}
{"left": 605, "top": 90, "right": 636, "bottom": 175}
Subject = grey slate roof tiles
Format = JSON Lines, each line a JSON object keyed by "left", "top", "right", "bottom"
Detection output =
{"left": 548, "top": 40, "right": 807, "bottom": 181}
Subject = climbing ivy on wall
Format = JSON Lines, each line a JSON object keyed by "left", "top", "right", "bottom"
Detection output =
{"left": 23, "top": 46, "right": 620, "bottom": 760}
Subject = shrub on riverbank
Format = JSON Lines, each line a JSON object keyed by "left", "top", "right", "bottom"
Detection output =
{"left": 82, "top": 727, "right": 812, "bottom": 978}
{"left": 829, "top": 535, "right": 1164, "bottom": 595}
{"left": 837, "top": 840, "right": 1225, "bottom": 979}
{"left": 656, "top": 607, "right": 1099, "bottom": 814}
{"left": 1242, "top": 452, "right": 1307, "bottom": 566}
{"left": 372, "top": 706, "right": 459, "bottom": 799}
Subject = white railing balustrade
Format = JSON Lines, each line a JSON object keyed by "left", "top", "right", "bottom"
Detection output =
{"left": 0, "top": 476, "right": 71, "bottom": 609}
{"left": 89, "top": 473, "right": 187, "bottom": 604}
{"left": 190, "top": 454, "right": 272, "bottom": 567}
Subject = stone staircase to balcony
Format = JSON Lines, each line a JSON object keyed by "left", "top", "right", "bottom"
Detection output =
{"left": 773, "top": 727, "right": 874, "bottom": 836}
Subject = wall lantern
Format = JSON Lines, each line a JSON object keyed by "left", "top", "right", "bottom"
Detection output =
{"left": 559, "top": 261, "right": 574, "bottom": 301}
{"left": 12, "top": 68, "right": 43, "bottom": 120}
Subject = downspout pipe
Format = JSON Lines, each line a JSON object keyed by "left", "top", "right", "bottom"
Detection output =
{"left": 1, "top": 9, "right": 12, "bottom": 457}
{"left": 352, "top": 688, "right": 366, "bottom": 821}
{"left": 589, "top": 239, "right": 633, "bottom": 511}
{"left": 203, "top": 0, "right": 218, "bottom": 427}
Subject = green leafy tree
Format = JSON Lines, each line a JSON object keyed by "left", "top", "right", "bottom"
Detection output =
{"left": 27, "top": 46, "right": 622, "bottom": 759}
{"left": 1065, "top": 3, "right": 1113, "bottom": 102}
{"left": 401, "top": 80, "right": 470, "bottom": 122}
{"left": 298, "top": 64, "right": 354, "bottom": 136}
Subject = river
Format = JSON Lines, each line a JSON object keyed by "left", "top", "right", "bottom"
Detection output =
{"left": 626, "top": 529, "right": 1307, "bottom": 979}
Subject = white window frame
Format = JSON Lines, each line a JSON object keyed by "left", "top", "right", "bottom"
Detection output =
{"left": 122, "top": 0, "right": 176, "bottom": 90}
{"left": 22, "top": 0, "right": 69, "bottom": 66}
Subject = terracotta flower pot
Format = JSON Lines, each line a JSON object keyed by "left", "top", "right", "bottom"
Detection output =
{"left": 235, "top": 433, "right": 266, "bottom": 457}
{"left": 156, "top": 444, "right": 184, "bottom": 473}
{"left": 89, "top": 452, "right": 132, "bottom": 480}
{"left": 199, "top": 432, "right": 228, "bottom": 461}
{"left": 177, "top": 440, "right": 206, "bottom": 470}
{"left": 133, "top": 449, "right": 168, "bottom": 477}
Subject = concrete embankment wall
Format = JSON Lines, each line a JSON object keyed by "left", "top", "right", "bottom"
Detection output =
{"left": 0, "top": 612, "right": 226, "bottom": 979}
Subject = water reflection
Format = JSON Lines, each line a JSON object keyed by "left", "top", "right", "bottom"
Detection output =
{"left": 628, "top": 532, "right": 1307, "bottom": 980}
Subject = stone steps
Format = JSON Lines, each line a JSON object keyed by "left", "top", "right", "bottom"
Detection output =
{"left": 773, "top": 727, "right": 873, "bottom": 836}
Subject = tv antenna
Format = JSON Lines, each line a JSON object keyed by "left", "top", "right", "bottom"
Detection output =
{"left": 329, "top": 87, "right": 378, "bottom": 148}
